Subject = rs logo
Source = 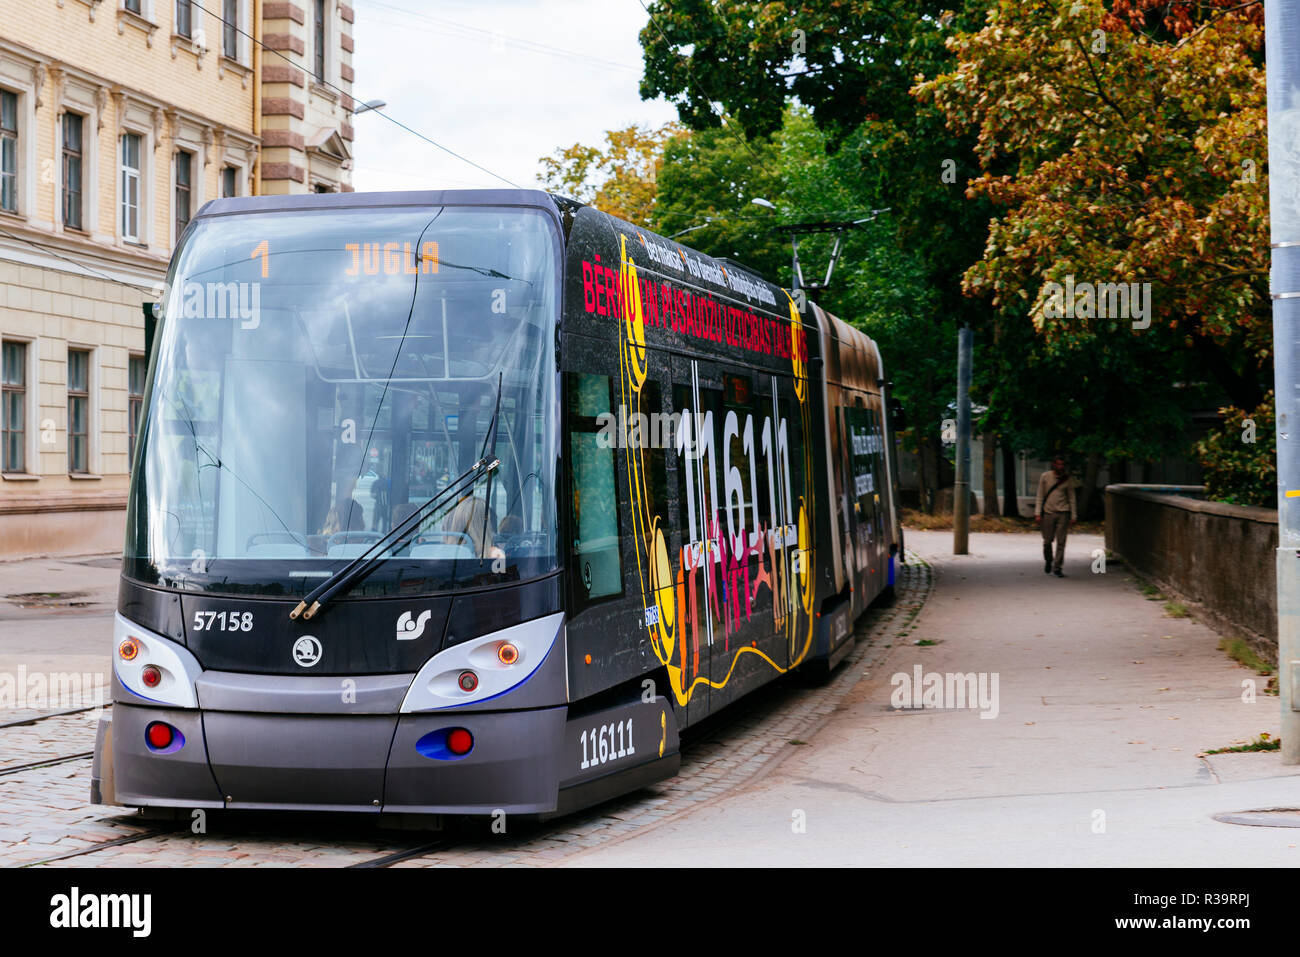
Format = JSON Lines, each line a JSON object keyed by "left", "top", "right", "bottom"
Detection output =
{"left": 396, "top": 610, "right": 433, "bottom": 641}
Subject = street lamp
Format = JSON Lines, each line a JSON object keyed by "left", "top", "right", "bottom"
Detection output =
{"left": 666, "top": 218, "right": 717, "bottom": 239}
{"left": 352, "top": 99, "right": 387, "bottom": 115}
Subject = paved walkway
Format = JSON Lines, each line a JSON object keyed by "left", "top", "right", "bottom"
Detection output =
{"left": 0, "top": 553, "right": 117, "bottom": 708}
{"left": 566, "top": 530, "right": 1299, "bottom": 866}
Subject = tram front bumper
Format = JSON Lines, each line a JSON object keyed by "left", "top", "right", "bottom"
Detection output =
{"left": 99, "top": 703, "right": 570, "bottom": 815}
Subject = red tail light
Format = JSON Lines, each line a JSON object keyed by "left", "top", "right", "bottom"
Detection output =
{"left": 146, "top": 722, "right": 173, "bottom": 750}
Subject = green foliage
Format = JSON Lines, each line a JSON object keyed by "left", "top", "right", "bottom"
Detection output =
{"left": 1203, "top": 734, "right": 1280, "bottom": 754}
{"left": 918, "top": 0, "right": 1270, "bottom": 414}
{"left": 1194, "top": 392, "right": 1275, "bottom": 507}
{"left": 1217, "top": 636, "right": 1276, "bottom": 676}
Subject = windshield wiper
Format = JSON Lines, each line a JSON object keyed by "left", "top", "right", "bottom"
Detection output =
{"left": 289, "top": 453, "right": 498, "bottom": 621}
{"left": 290, "top": 374, "right": 506, "bottom": 622}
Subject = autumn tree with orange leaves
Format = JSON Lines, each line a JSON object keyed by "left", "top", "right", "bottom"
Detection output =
{"left": 536, "top": 122, "right": 686, "bottom": 226}
{"left": 919, "top": 0, "right": 1272, "bottom": 502}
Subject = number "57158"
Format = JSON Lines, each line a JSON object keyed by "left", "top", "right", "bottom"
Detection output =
{"left": 193, "top": 610, "right": 253, "bottom": 632}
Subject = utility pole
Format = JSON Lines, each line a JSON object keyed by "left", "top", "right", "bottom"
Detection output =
{"left": 954, "top": 325, "right": 972, "bottom": 554}
{"left": 1267, "top": 0, "right": 1300, "bottom": 764}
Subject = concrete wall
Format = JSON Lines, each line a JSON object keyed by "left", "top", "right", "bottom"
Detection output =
{"left": 1105, "top": 484, "right": 1277, "bottom": 646}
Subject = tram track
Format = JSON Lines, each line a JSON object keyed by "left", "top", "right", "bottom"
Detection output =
{"left": 348, "top": 840, "right": 452, "bottom": 868}
{"left": 0, "top": 751, "right": 94, "bottom": 778}
{"left": 18, "top": 827, "right": 175, "bottom": 867}
{"left": 0, "top": 702, "right": 110, "bottom": 730}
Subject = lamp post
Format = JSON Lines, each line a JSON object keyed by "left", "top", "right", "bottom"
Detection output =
{"left": 1266, "top": 0, "right": 1300, "bottom": 763}
{"left": 352, "top": 99, "right": 387, "bottom": 115}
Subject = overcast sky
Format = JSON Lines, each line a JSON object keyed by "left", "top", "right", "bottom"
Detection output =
{"left": 350, "top": 0, "right": 682, "bottom": 193}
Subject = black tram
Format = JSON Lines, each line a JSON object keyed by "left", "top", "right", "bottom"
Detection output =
{"left": 91, "top": 189, "right": 904, "bottom": 818}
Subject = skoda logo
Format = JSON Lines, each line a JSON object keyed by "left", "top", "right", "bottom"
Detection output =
{"left": 292, "top": 636, "right": 322, "bottom": 668}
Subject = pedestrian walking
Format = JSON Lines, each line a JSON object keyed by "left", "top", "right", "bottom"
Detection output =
{"left": 1034, "top": 456, "right": 1076, "bottom": 578}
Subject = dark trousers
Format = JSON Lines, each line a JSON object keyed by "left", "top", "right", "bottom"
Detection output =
{"left": 1041, "top": 511, "right": 1070, "bottom": 572}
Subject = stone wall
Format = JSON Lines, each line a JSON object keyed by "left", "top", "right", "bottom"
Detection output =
{"left": 1105, "top": 484, "right": 1277, "bottom": 647}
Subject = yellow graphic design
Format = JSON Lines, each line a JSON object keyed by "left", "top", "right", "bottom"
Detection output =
{"left": 616, "top": 236, "right": 817, "bottom": 708}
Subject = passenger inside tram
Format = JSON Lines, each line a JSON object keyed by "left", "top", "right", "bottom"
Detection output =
{"left": 320, "top": 477, "right": 367, "bottom": 535}
{"left": 440, "top": 495, "right": 505, "bottom": 562}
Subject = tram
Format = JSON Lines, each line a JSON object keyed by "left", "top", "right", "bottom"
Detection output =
{"left": 90, "top": 188, "right": 904, "bottom": 818}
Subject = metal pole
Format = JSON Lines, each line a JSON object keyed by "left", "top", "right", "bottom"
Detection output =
{"left": 1267, "top": 0, "right": 1300, "bottom": 764}
{"left": 954, "top": 325, "right": 972, "bottom": 554}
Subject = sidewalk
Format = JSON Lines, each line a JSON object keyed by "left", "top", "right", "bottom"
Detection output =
{"left": 0, "top": 552, "right": 118, "bottom": 697}
{"left": 566, "top": 530, "right": 1300, "bottom": 866}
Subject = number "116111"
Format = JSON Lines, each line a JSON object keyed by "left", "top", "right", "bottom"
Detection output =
{"left": 580, "top": 719, "right": 635, "bottom": 770}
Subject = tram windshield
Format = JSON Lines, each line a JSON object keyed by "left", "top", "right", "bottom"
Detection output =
{"left": 124, "top": 204, "right": 561, "bottom": 596}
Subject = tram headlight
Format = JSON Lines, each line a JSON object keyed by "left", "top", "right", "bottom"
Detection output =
{"left": 141, "top": 665, "right": 163, "bottom": 688}
{"left": 118, "top": 637, "right": 140, "bottom": 661}
{"left": 458, "top": 670, "right": 478, "bottom": 693}
{"left": 497, "top": 641, "right": 519, "bottom": 666}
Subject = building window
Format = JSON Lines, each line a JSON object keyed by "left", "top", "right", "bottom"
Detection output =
{"left": 176, "top": 0, "right": 191, "bottom": 37}
{"left": 121, "top": 132, "right": 142, "bottom": 243}
{"left": 222, "top": 0, "right": 238, "bottom": 58}
{"left": 314, "top": 0, "right": 326, "bottom": 81}
{"left": 2, "top": 341, "right": 25, "bottom": 473}
{"left": 61, "top": 113, "right": 84, "bottom": 230}
{"left": 0, "top": 90, "right": 16, "bottom": 214}
{"left": 175, "top": 149, "right": 192, "bottom": 239}
{"left": 67, "top": 349, "right": 89, "bottom": 475}
{"left": 128, "top": 354, "right": 146, "bottom": 463}
{"left": 124, "top": 0, "right": 142, "bottom": 14}
{"left": 221, "top": 165, "right": 238, "bottom": 198}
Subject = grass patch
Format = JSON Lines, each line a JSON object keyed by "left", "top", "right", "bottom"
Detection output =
{"left": 1138, "top": 582, "right": 1164, "bottom": 600}
{"left": 1163, "top": 601, "right": 1190, "bottom": 618}
{"left": 1218, "top": 637, "right": 1275, "bottom": 676}
{"left": 914, "top": 638, "right": 938, "bottom": 646}
{"left": 1204, "top": 733, "right": 1280, "bottom": 755}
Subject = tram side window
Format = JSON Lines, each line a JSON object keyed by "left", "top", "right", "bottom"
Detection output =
{"left": 568, "top": 373, "right": 623, "bottom": 603}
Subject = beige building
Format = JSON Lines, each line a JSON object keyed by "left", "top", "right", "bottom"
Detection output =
{"left": 0, "top": 0, "right": 356, "bottom": 557}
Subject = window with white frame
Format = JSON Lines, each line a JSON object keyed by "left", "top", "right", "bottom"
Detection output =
{"left": 175, "top": 149, "right": 192, "bottom": 239}
{"left": 2, "top": 340, "right": 26, "bottom": 473}
{"left": 62, "top": 112, "right": 84, "bottom": 230}
{"left": 0, "top": 90, "right": 16, "bottom": 214}
{"left": 120, "top": 132, "right": 142, "bottom": 243}
{"left": 314, "top": 0, "right": 326, "bottom": 82}
{"left": 124, "top": 0, "right": 142, "bottom": 13}
{"left": 67, "top": 348, "right": 90, "bottom": 474}
{"left": 128, "top": 353, "right": 146, "bottom": 464}
{"left": 222, "top": 0, "right": 238, "bottom": 59}
{"left": 175, "top": 0, "right": 192, "bottom": 37}
{"left": 221, "top": 164, "right": 238, "bottom": 198}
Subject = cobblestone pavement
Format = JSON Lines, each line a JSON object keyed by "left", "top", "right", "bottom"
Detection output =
{"left": 0, "top": 556, "right": 929, "bottom": 867}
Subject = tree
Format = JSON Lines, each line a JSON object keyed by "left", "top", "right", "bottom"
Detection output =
{"left": 536, "top": 122, "right": 686, "bottom": 226}
{"left": 640, "top": 1, "right": 995, "bottom": 510}
{"left": 918, "top": 0, "right": 1268, "bottom": 410}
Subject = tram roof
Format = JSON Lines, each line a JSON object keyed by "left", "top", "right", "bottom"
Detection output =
{"left": 194, "top": 188, "right": 566, "bottom": 221}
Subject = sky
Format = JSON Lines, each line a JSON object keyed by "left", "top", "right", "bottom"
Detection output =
{"left": 350, "top": 0, "right": 683, "bottom": 193}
